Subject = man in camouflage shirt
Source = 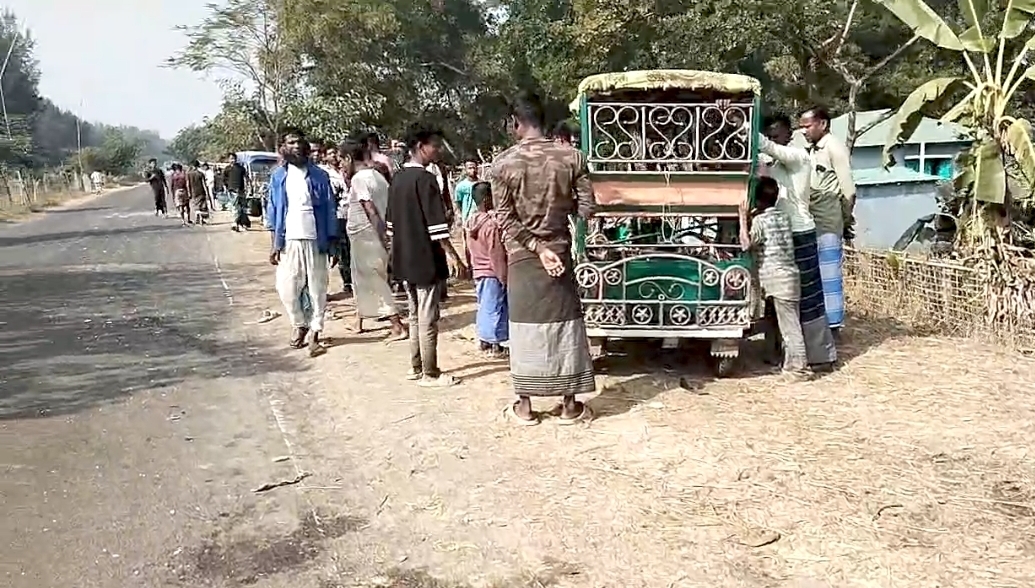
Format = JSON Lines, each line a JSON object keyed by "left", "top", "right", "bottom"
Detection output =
{"left": 491, "top": 92, "right": 597, "bottom": 425}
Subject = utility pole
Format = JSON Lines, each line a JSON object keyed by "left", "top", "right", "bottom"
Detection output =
{"left": 0, "top": 30, "right": 19, "bottom": 139}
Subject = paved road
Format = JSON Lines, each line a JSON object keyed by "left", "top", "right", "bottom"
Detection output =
{"left": 0, "top": 187, "right": 319, "bottom": 587}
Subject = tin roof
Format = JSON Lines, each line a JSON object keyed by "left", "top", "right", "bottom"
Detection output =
{"left": 853, "top": 166, "right": 942, "bottom": 186}
{"left": 830, "top": 109, "right": 971, "bottom": 148}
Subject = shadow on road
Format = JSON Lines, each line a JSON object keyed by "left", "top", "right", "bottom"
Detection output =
{"left": 0, "top": 264, "right": 304, "bottom": 420}
{"left": 44, "top": 206, "right": 114, "bottom": 214}
{"left": 0, "top": 224, "right": 177, "bottom": 248}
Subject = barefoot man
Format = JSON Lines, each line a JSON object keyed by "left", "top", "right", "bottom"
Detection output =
{"left": 491, "top": 92, "right": 597, "bottom": 425}
{"left": 267, "top": 127, "right": 340, "bottom": 357}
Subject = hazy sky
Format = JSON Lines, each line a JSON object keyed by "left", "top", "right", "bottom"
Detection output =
{"left": 7, "top": 0, "right": 223, "bottom": 138}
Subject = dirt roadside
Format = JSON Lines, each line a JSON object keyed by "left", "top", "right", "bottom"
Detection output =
{"left": 204, "top": 212, "right": 1035, "bottom": 588}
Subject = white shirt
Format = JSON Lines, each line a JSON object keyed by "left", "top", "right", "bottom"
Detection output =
{"left": 319, "top": 164, "right": 348, "bottom": 220}
{"left": 757, "top": 134, "right": 816, "bottom": 234}
{"left": 90, "top": 171, "right": 102, "bottom": 184}
{"left": 203, "top": 168, "right": 215, "bottom": 191}
{"left": 346, "top": 168, "right": 390, "bottom": 233}
{"left": 425, "top": 162, "right": 445, "bottom": 192}
{"left": 809, "top": 133, "right": 856, "bottom": 200}
{"left": 284, "top": 164, "right": 317, "bottom": 240}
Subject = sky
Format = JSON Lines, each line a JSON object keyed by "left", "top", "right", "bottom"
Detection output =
{"left": 6, "top": 0, "right": 224, "bottom": 139}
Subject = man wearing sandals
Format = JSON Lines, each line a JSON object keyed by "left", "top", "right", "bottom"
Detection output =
{"left": 386, "top": 123, "right": 469, "bottom": 387}
{"left": 491, "top": 92, "right": 597, "bottom": 426}
{"left": 267, "top": 127, "right": 340, "bottom": 357}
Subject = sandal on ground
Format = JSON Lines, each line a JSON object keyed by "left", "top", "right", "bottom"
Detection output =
{"left": 503, "top": 402, "right": 540, "bottom": 426}
{"left": 557, "top": 403, "right": 593, "bottom": 426}
{"left": 406, "top": 368, "right": 422, "bottom": 381}
{"left": 257, "top": 310, "right": 280, "bottom": 324}
{"left": 417, "top": 374, "right": 459, "bottom": 388}
{"left": 384, "top": 330, "right": 409, "bottom": 343}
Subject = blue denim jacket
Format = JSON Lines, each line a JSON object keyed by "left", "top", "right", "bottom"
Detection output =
{"left": 267, "top": 163, "right": 339, "bottom": 253}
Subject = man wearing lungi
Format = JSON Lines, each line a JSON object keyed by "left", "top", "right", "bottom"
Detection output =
{"left": 750, "top": 115, "right": 837, "bottom": 370}
{"left": 491, "top": 92, "right": 597, "bottom": 425}
{"left": 800, "top": 107, "right": 855, "bottom": 339}
{"left": 267, "top": 127, "right": 340, "bottom": 357}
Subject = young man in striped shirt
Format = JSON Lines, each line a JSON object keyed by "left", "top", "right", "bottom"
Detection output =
{"left": 386, "top": 124, "right": 468, "bottom": 387}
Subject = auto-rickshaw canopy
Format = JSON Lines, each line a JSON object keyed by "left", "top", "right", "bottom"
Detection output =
{"left": 569, "top": 69, "right": 762, "bottom": 113}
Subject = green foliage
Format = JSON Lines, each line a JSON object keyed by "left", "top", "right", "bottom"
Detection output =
{"left": 79, "top": 129, "right": 144, "bottom": 174}
{"left": 165, "top": 124, "right": 210, "bottom": 163}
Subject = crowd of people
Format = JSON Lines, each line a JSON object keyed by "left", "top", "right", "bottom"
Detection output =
{"left": 141, "top": 90, "right": 854, "bottom": 425}
{"left": 258, "top": 93, "right": 596, "bottom": 424}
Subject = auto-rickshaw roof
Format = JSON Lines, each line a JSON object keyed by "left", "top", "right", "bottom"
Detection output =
{"left": 236, "top": 150, "right": 279, "bottom": 165}
{"left": 569, "top": 69, "right": 762, "bottom": 113}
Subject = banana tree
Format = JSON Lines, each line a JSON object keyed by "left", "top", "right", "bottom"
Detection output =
{"left": 877, "top": 0, "right": 1035, "bottom": 208}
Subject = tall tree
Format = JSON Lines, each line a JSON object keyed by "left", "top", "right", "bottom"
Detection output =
{"left": 168, "top": 0, "right": 299, "bottom": 148}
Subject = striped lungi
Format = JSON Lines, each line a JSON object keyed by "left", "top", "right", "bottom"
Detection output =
{"left": 816, "top": 232, "right": 845, "bottom": 329}
{"left": 793, "top": 231, "right": 837, "bottom": 365}
{"left": 507, "top": 256, "right": 595, "bottom": 397}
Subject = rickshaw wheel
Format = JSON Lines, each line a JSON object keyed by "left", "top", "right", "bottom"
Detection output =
{"left": 710, "top": 354, "right": 738, "bottom": 378}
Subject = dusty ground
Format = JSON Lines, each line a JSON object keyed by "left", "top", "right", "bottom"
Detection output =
{"left": 205, "top": 222, "right": 1035, "bottom": 588}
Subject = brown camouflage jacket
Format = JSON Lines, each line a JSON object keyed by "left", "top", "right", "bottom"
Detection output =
{"left": 489, "top": 137, "right": 596, "bottom": 262}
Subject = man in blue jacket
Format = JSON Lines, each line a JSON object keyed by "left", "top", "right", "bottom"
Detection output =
{"left": 267, "top": 126, "right": 340, "bottom": 356}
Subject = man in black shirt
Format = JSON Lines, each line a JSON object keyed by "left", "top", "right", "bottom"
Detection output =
{"left": 222, "top": 152, "right": 250, "bottom": 231}
{"left": 386, "top": 124, "right": 469, "bottom": 387}
{"left": 144, "top": 158, "right": 168, "bottom": 217}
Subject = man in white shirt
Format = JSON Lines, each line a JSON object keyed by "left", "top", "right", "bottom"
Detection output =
{"left": 800, "top": 106, "right": 855, "bottom": 335}
{"left": 748, "top": 114, "right": 837, "bottom": 370}
{"left": 201, "top": 163, "right": 216, "bottom": 210}
{"left": 90, "top": 170, "right": 103, "bottom": 193}
{"left": 267, "top": 127, "right": 340, "bottom": 356}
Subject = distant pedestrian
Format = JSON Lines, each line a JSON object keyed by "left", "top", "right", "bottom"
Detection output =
{"left": 187, "top": 160, "right": 210, "bottom": 225}
{"left": 169, "top": 163, "right": 190, "bottom": 226}
{"left": 223, "top": 152, "right": 250, "bottom": 231}
{"left": 201, "top": 163, "right": 216, "bottom": 208}
{"left": 145, "top": 158, "right": 168, "bottom": 217}
{"left": 90, "top": 170, "right": 104, "bottom": 193}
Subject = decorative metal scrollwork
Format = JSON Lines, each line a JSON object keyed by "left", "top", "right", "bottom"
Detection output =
{"left": 636, "top": 280, "right": 686, "bottom": 301}
{"left": 669, "top": 305, "right": 692, "bottom": 326}
{"left": 722, "top": 267, "right": 750, "bottom": 291}
{"left": 575, "top": 265, "right": 600, "bottom": 289}
{"left": 631, "top": 304, "right": 654, "bottom": 325}
{"left": 697, "top": 305, "right": 750, "bottom": 326}
{"left": 603, "top": 268, "right": 623, "bottom": 286}
{"left": 587, "top": 102, "right": 752, "bottom": 168}
{"left": 702, "top": 268, "right": 720, "bottom": 286}
{"left": 585, "top": 303, "right": 626, "bottom": 326}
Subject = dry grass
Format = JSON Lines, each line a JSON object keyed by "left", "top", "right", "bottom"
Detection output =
{"left": 214, "top": 224, "right": 1035, "bottom": 588}
{"left": 0, "top": 190, "right": 89, "bottom": 221}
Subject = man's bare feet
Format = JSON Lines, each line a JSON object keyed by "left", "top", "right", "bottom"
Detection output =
{"left": 385, "top": 320, "right": 408, "bottom": 342}
{"left": 513, "top": 396, "right": 535, "bottom": 421}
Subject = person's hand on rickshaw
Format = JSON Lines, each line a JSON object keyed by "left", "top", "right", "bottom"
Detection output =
{"left": 738, "top": 198, "right": 752, "bottom": 252}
